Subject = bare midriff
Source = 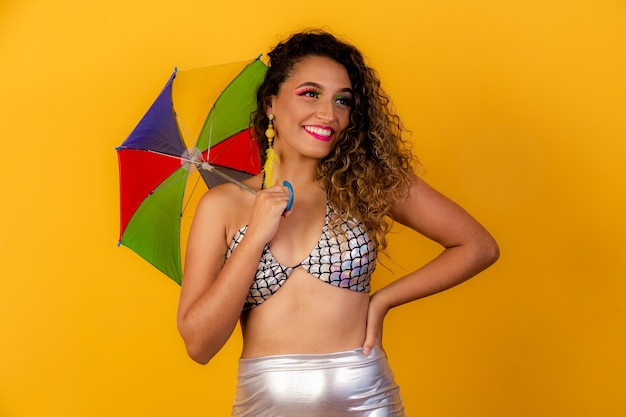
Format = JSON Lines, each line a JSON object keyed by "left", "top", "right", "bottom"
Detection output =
{"left": 239, "top": 268, "right": 370, "bottom": 358}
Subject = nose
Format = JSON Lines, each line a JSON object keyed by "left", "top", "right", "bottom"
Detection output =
{"left": 315, "top": 100, "right": 336, "bottom": 122}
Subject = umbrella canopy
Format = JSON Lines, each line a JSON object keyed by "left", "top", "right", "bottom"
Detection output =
{"left": 117, "top": 58, "right": 267, "bottom": 284}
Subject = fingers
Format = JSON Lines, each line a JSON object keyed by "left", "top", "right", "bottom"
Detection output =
{"left": 362, "top": 334, "right": 376, "bottom": 356}
{"left": 257, "top": 184, "right": 292, "bottom": 214}
{"left": 362, "top": 294, "right": 390, "bottom": 355}
{"left": 246, "top": 184, "right": 292, "bottom": 244}
{"left": 362, "top": 308, "right": 382, "bottom": 356}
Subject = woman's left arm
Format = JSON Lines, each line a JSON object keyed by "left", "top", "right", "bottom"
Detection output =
{"left": 363, "top": 175, "right": 500, "bottom": 354}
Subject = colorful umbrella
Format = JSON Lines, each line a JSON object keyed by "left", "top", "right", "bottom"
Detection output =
{"left": 117, "top": 58, "right": 267, "bottom": 284}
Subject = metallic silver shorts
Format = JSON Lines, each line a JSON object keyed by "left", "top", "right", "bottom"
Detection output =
{"left": 232, "top": 347, "right": 405, "bottom": 416}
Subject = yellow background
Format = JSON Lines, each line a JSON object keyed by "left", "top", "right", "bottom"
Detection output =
{"left": 1, "top": 0, "right": 625, "bottom": 416}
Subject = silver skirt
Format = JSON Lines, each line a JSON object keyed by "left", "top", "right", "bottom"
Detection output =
{"left": 232, "top": 347, "right": 405, "bottom": 417}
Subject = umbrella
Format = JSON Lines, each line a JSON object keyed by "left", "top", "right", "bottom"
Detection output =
{"left": 116, "top": 58, "right": 268, "bottom": 284}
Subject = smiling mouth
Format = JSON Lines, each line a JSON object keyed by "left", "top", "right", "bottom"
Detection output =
{"left": 303, "top": 125, "right": 334, "bottom": 141}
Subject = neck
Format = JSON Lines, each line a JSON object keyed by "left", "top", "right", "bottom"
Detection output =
{"left": 266, "top": 146, "right": 317, "bottom": 182}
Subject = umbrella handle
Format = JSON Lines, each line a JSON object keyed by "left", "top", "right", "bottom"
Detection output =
{"left": 199, "top": 162, "right": 293, "bottom": 211}
{"left": 199, "top": 162, "right": 258, "bottom": 194}
{"left": 283, "top": 181, "right": 294, "bottom": 212}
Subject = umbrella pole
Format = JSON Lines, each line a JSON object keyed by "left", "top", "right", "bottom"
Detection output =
{"left": 199, "top": 162, "right": 258, "bottom": 195}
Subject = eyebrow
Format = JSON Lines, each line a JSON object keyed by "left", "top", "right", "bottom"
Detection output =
{"left": 295, "top": 82, "right": 353, "bottom": 94}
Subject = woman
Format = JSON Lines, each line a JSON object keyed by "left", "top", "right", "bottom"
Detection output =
{"left": 177, "top": 30, "right": 499, "bottom": 416}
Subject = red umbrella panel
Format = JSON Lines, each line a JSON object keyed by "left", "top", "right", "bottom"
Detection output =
{"left": 117, "top": 58, "right": 267, "bottom": 284}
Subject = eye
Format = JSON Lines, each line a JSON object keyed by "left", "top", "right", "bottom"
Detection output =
{"left": 335, "top": 94, "right": 353, "bottom": 107}
{"left": 296, "top": 88, "right": 320, "bottom": 99}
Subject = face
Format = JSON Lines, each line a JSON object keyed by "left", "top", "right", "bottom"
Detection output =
{"left": 268, "top": 55, "right": 352, "bottom": 160}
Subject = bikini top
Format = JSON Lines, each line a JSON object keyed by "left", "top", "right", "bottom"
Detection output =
{"left": 226, "top": 204, "right": 376, "bottom": 310}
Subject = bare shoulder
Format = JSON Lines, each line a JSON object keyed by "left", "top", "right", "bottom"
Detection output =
{"left": 389, "top": 175, "right": 493, "bottom": 247}
{"left": 389, "top": 175, "right": 449, "bottom": 222}
{"left": 192, "top": 178, "right": 259, "bottom": 240}
{"left": 195, "top": 181, "right": 252, "bottom": 219}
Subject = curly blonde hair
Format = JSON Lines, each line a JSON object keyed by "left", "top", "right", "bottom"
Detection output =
{"left": 253, "top": 30, "right": 416, "bottom": 250}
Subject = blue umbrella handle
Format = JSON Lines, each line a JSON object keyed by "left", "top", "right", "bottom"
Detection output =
{"left": 283, "top": 180, "right": 294, "bottom": 212}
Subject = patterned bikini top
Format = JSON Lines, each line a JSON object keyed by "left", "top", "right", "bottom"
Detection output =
{"left": 226, "top": 204, "right": 376, "bottom": 310}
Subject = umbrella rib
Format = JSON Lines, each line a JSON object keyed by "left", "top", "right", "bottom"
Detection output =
{"left": 139, "top": 149, "right": 257, "bottom": 195}
{"left": 175, "top": 112, "right": 197, "bottom": 150}
{"left": 182, "top": 173, "right": 203, "bottom": 214}
{"left": 199, "top": 162, "right": 257, "bottom": 194}
{"left": 205, "top": 109, "right": 216, "bottom": 162}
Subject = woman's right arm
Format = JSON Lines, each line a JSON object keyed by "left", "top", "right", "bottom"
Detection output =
{"left": 176, "top": 184, "right": 290, "bottom": 364}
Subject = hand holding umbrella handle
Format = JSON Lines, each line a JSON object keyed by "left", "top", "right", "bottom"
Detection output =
{"left": 200, "top": 163, "right": 293, "bottom": 211}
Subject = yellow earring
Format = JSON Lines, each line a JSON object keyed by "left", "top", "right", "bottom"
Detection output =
{"left": 265, "top": 114, "right": 276, "bottom": 143}
{"left": 263, "top": 114, "right": 279, "bottom": 189}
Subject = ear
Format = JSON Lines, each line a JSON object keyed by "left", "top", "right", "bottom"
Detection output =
{"left": 266, "top": 96, "right": 277, "bottom": 117}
